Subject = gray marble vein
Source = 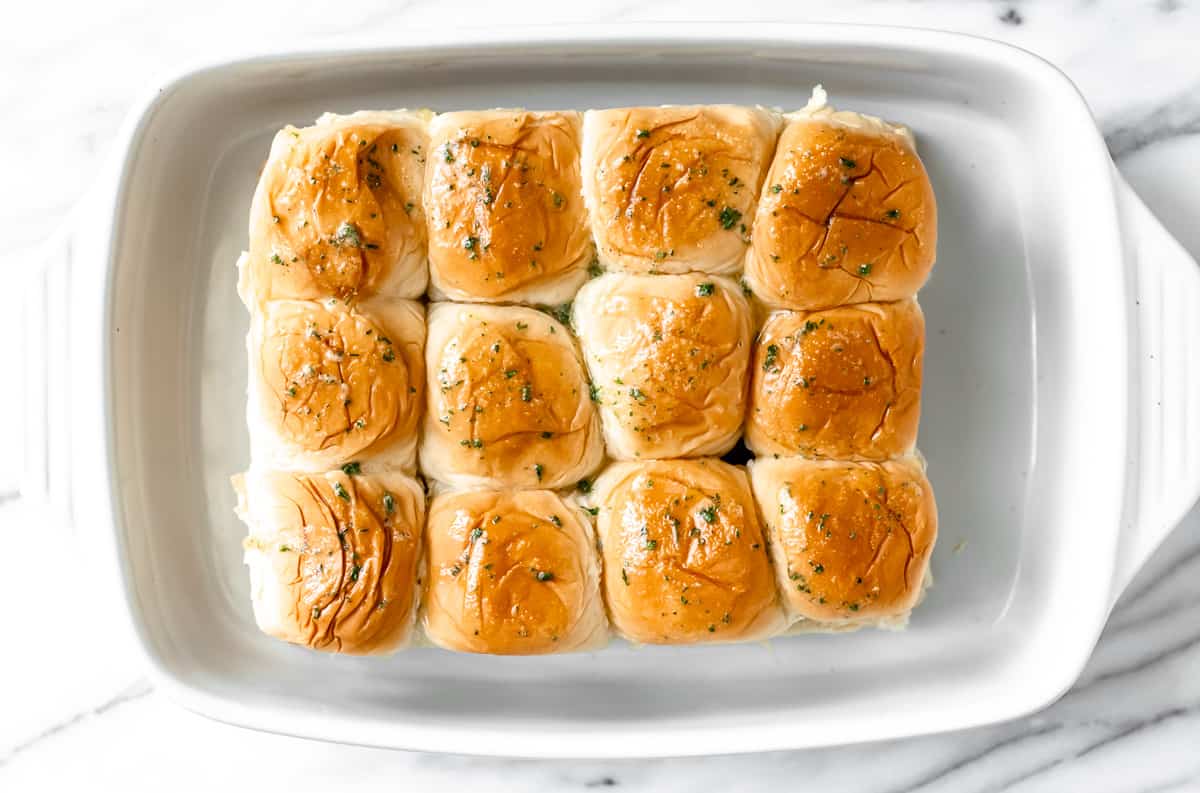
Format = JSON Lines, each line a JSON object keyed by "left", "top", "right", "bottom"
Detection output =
{"left": 0, "top": 679, "right": 151, "bottom": 767}
{"left": 1105, "top": 83, "right": 1200, "bottom": 160}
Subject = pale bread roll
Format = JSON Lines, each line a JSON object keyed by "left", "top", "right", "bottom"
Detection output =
{"left": 421, "top": 489, "right": 608, "bottom": 654}
{"left": 241, "top": 110, "right": 431, "bottom": 305}
{"left": 582, "top": 105, "right": 780, "bottom": 275}
{"left": 748, "top": 455, "right": 937, "bottom": 629}
{"left": 573, "top": 273, "right": 752, "bottom": 460}
{"left": 424, "top": 110, "right": 592, "bottom": 304}
{"left": 587, "top": 458, "right": 785, "bottom": 644}
{"left": 246, "top": 296, "right": 424, "bottom": 473}
{"left": 744, "top": 89, "right": 937, "bottom": 310}
{"left": 235, "top": 469, "right": 425, "bottom": 654}
{"left": 421, "top": 302, "right": 604, "bottom": 490}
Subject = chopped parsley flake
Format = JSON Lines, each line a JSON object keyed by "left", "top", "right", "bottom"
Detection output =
{"left": 718, "top": 206, "right": 742, "bottom": 230}
{"left": 763, "top": 344, "right": 780, "bottom": 372}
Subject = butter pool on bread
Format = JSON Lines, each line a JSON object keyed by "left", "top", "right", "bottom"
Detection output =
{"left": 748, "top": 456, "right": 937, "bottom": 629}
{"left": 745, "top": 87, "right": 937, "bottom": 310}
{"left": 242, "top": 110, "right": 431, "bottom": 305}
{"left": 582, "top": 105, "right": 779, "bottom": 275}
{"left": 573, "top": 272, "right": 752, "bottom": 460}
{"left": 420, "top": 302, "right": 604, "bottom": 490}
{"left": 235, "top": 469, "right": 425, "bottom": 654}
{"left": 588, "top": 458, "right": 785, "bottom": 644}
{"left": 424, "top": 110, "right": 593, "bottom": 304}
{"left": 746, "top": 299, "right": 924, "bottom": 461}
{"left": 246, "top": 296, "right": 425, "bottom": 473}
{"left": 421, "top": 489, "right": 608, "bottom": 654}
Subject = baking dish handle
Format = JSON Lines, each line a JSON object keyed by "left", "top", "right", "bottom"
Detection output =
{"left": 19, "top": 210, "right": 86, "bottom": 528}
{"left": 1112, "top": 174, "right": 1200, "bottom": 605}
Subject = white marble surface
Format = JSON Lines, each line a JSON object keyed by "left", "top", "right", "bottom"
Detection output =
{"left": 4, "top": 0, "right": 1200, "bottom": 790}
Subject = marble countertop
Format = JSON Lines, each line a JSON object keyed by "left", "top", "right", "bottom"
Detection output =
{"left": 4, "top": 1, "right": 1200, "bottom": 790}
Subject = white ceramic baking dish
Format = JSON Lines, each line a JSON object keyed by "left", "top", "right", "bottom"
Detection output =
{"left": 33, "top": 23, "right": 1200, "bottom": 757}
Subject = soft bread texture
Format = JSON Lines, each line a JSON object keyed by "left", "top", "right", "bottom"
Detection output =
{"left": 582, "top": 105, "right": 780, "bottom": 275}
{"left": 235, "top": 469, "right": 425, "bottom": 654}
{"left": 745, "top": 93, "right": 936, "bottom": 310}
{"left": 589, "top": 458, "right": 785, "bottom": 644}
{"left": 748, "top": 456, "right": 937, "bottom": 628}
{"left": 421, "top": 303, "right": 604, "bottom": 490}
{"left": 241, "top": 110, "right": 431, "bottom": 304}
{"left": 424, "top": 110, "right": 593, "bottom": 304}
{"left": 421, "top": 489, "right": 608, "bottom": 654}
{"left": 746, "top": 300, "right": 924, "bottom": 460}
{"left": 573, "top": 273, "right": 752, "bottom": 459}
{"left": 246, "top": 297, "right": 425, "bottom": 473}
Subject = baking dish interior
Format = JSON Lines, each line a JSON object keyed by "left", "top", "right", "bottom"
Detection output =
{"left": 104, "top": 30, "right": 1126, "bottom": 754}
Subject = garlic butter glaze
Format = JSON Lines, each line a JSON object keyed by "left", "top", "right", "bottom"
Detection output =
{"left": 236, "top": 470, "right": 425, "bottom": 654}
{"left": 573, "top": 273, "right": 753, "bottom": 460}
{"left": 749, "top": 456, "right": 937, "bottom": 627}
{"left": 583, "top": 105, "right": 779, "bottom": 275}
{"left": 745, "top": 91, "right": 937, "bottom": 310}
{"left": 247, "top": 297, "right": 425, "bottom": 473}
{"left": 746, "top": 299, "right": 924, "bottom": 461}
{"left": 589, "top": 458, "right": 785, "bottom": 644}
{"left": 242, "top": 110, "right": 431, "bottom": 304}
{"left": 425, "top": 110, "right": 592, "bottom": 304}
{"left": 422, "top": 490, "right": 608, "bottom": 655}
{"left": 421, "top": 303, "right": 604, "bottom": 490}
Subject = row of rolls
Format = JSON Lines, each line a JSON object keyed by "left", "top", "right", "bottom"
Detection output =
{"left": 233, "top": 87, "right": 938, "bottom": 655}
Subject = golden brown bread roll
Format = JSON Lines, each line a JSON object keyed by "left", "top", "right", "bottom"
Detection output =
{"left": 582, "top": 106, "right": 779, "bottom": 275}
{"left": 748, "top": 456, "right": 936, "bottom": 627}
{"left": 241, "top": 110, "right": 430, "bottom": 304}
{"left": 424, "top": 110, "right": 592, "bottom": 304}
{"left": 246, "top": 297, "right": 425, "bottom": 473}
{"left": 235, "top": 469, "right": 425, "bottom": 654}
{"left": 745, "top": 94, "right": 936, "bottom": 310}
{"left": 573, "top": 273, "right": 752, "bottom": 459}
{"left": 589, "top": 459, "right": 784, "bottom": 644}
{"left": 421, "top": 489, "right": 608, "bottom": 654}
{"left": 745, "top": 300, "right": 924, "bottom": 461}
{"left": 421, "top": 303, "right": 604, "bottom": 490}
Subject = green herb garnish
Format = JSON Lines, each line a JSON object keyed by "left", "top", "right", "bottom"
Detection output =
{"left": 763, "top": 344, "right": 780, "bottom": 372}
{"left": 718, "top": 206, "right": 742, "bottom": 230}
